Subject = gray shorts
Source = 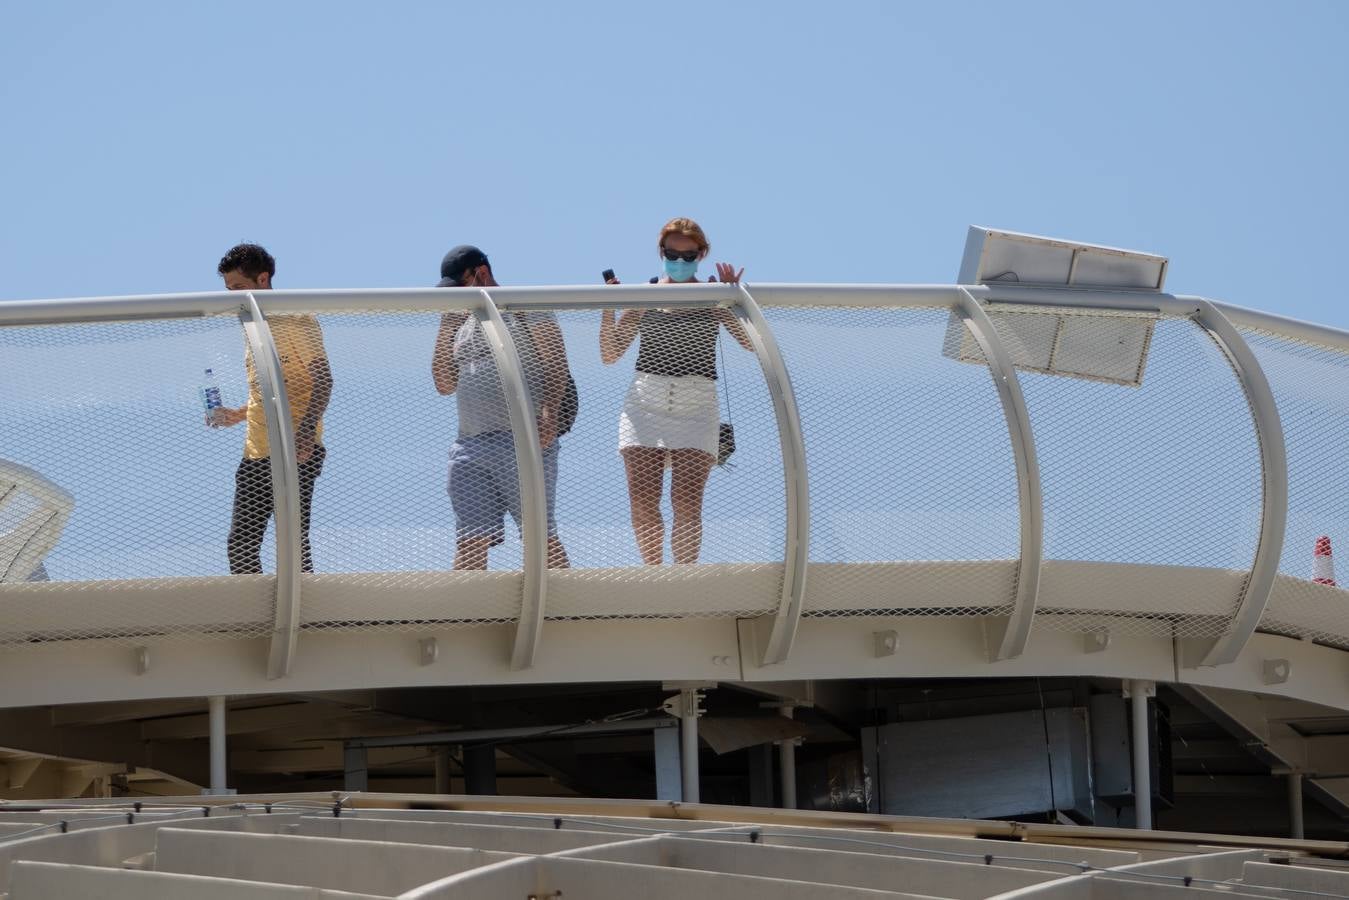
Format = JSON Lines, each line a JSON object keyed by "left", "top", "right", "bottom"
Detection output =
{"left": 447, "top": 430, "right": 559, "bottom": 544}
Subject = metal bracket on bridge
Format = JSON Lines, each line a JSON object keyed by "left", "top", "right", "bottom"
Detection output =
{"left": 735, "top": 284, "right": 810, "bottom": 667}
{"left": 1189, "top": 298, "right": 1287, "bottom": 668}
{"left": 242, "top": 294, "right": 305, "bottom": 681}
{"left": 475, "top": 289, "right": 550, "bottom": 672}
{"left": 955, "top": 288, "right": 1043, "bottom": 662}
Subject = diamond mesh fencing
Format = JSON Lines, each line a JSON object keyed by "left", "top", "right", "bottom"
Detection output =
{"left": 764, "top": 306, "right": 1021, "bottom": 618}
{"left": 990, "top": 307, "right": 1264, "bottom": 638}
{"left": 0, "top": 315, "right": 273, "bottom": 645}
{"left": 544, "top": 306, "right": 784, "bottom": 620}
{"left": 1241, "top": 327, "right": 1349, "bottom": 648}
{"left": 297, "top": 310, "right": 524, "bottom": 634}
{"left": 9, "top": 294, "right": 1343, "bottom": 655}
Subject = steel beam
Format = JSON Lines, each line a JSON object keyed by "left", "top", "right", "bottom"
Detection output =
{"left": 348, "top": 717, "right": 676, "bottom": 749}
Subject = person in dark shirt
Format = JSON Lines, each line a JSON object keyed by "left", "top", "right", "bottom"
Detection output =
{"left": 599, "top": 217, "right": 753, "bottom": 565}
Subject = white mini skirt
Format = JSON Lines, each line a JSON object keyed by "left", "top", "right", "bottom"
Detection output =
{"left": 618, "top": 372, "right": 719, "bottom": 457}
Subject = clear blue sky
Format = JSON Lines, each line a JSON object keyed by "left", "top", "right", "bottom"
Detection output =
{"left": 3, "top": 1, "right": 1348, "bottom": 587}
{"left": 3, "top": 1, "right": 1347, "bottom": 325}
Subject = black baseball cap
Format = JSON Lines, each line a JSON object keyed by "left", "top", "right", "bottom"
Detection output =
{"left": 437, "top": 245, "right": 489, "bottom": 287}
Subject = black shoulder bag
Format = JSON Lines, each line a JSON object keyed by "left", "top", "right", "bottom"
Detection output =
{"left": 513, "top": 313, "right": 579, "bottom": 436}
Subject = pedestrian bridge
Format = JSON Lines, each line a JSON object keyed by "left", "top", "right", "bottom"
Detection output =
{"left": 3, "top": 257, "right": 1349, "bottom": 712}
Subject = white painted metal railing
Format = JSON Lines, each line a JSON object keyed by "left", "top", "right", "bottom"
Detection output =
{"left": 3, "top": 282, "right": 1349, "bottom": 694}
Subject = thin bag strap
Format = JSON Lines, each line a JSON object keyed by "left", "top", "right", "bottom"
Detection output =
{"left": 717, "top": 326, "right": 733, "bottom": 424}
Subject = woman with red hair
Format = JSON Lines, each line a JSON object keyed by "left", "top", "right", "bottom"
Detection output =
{"left": 600, "top": 217, "right": 753, "bottom": 565}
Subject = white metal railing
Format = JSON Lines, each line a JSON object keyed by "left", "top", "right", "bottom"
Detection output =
{"left": 2, "top": 282, "right": 1346, "bottom": 679}
{"left": 953, "top": 287, "right": 1042, "bottom": 661}
{"left": 731, "top": 285, "right": 809, "bottom": 666}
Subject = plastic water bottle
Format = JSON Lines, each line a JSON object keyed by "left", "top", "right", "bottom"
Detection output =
{"left": 201, "top": 368, "right": 223, "bottom": 419}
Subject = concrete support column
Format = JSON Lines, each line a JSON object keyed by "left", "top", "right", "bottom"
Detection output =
{"left": 1288, "top": 771, "right": 1305, "bottom": 840}
{"left": 662, "top": 682, "right": 710, "bottom": 804}
{"left": 680, "top": 688, "right": 703, "bottom": 803}
{"left": 207, "top": 695, "right": 227, "bottom": 795}
{"left": 779, "top": 705, "right": 798, "bottom": 810}
{"left": 1128, "top": 679, "right": 1154, "bottom": 830}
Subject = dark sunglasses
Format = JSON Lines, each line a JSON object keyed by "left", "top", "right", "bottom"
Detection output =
{"left": 661, "top": 247, "right": 700, "bottom": 263}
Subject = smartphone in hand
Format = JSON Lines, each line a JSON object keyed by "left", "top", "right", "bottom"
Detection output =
{"left": 601, "top": 269, "right": 616, "bottom": 283}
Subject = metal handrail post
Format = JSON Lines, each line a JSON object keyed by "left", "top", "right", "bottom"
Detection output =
{"left": 1288, "top": 771, "right": 1305, "bottom": 839}
{"left": 1129, "top": 679, "right": 1154, "bottom": 830}
{"left": 735, "top": 285, "right": 810, "bottom": 666}
{"left": 1191, "top": 299, "right": 1288, "bottom": 667}
{"left": 241, "top": 295, "right": 304, "bottom": 680}
{"left": 207, "top": 695, "right": 228, "bottom": 794}
{"left": 778, "top": 703, "right": 798, "bottom": 809}
{"left": 955, "top": 288, "right": 1043, "bottom": 660}
{"left": 475, "top": 291, "right": 549, "bottom": 671}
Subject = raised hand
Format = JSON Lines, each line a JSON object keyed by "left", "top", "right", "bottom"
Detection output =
{"left": 715, "top": 262, "right": 744, "bottom": 284}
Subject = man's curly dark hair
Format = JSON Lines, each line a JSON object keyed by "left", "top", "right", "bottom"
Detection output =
{"left": 217, "top": 243, "right": 275, "bottom": 280}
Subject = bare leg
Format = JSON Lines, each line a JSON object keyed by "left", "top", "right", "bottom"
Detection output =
{"left": 454, "top": 536, "right": 493, "bottom": 571}
{"left": 670, "top": 448, "right": 714, "bottom": 564}
{"left": 547, "top": 535, "right": 570, "bottom": 569}
{"left": 622, "top": 446, "right": 667, "bottom": 565}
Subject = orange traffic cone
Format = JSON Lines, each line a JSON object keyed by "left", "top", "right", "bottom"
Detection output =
{"left": 1314, "top": 535, "right": 1336, "bottom": 586}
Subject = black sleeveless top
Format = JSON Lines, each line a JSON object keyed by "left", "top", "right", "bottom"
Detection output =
{"left": 635, "top": 308, "right": 719, "bottom": 380}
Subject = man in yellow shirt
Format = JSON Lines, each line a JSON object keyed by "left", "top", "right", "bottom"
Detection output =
{"left": 211, "top": 244, "right": 333, "bottom": 574}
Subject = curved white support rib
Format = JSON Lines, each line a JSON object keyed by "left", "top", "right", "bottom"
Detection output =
{"left": 735, "top": 285, "right": 810, "bottom": 666}
{"left": 955, "top": 288, "right": 1043, "bottom": 661}
{"left": 243, "top": 295, "right": 304, "bottom": 680}
{"left": 1193, "top": 298, "right": 1288, "bottom": 667}
{"left": 475, "top": 291, "right": 550, "bottom": 671}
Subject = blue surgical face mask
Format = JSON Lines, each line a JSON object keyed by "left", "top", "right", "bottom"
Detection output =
{"left": 663, "top": 257, "right": 699, "bottom": 281}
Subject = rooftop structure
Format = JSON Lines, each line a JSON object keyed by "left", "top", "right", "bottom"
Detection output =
{"left": 2, "top": 794, "right": 1349, "bottom": 898}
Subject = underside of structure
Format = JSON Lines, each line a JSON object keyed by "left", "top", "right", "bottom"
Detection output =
{"left": 3, "top": 677, "right": 1348, "bottom": 839}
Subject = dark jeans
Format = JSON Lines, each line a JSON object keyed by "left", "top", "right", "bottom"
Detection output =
{"left": 227, "top": 445, "right": 326, "bottom": 575}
